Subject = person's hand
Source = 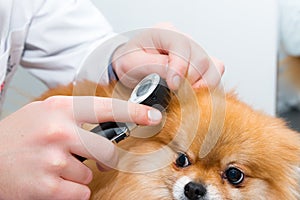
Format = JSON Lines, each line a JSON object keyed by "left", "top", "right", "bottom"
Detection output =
{"left": 111, "top": 26, "right": 225, "bottom": 90}
{"left": 0, "top": 96, "right": 161, "bottom": 200}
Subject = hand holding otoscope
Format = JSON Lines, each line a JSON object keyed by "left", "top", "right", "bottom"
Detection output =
{"left": 76, "top": 73, "right": 171, "bottom": 161}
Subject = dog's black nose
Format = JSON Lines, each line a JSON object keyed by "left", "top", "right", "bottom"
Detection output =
{"left": 184, "top": 181, "right": 207, "bottom": 200}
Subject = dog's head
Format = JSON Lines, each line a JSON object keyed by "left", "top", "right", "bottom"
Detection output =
{"left": 166, "top": 88, "right": 300, "bottom": 200}
{"left": 89, "top": 85, "right": 300, "bottom": 200}
{"left": 40, "top": 81, "right": 300, "bottom": 199}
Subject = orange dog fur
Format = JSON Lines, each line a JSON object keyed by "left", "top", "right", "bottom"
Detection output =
{"left": 37, "top": 81, "right": 300, "bottom": 200}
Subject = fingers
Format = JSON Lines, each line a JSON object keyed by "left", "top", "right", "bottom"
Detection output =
{"left": 41, "top": 96, "right": 162, "bottom": 168}
{"left": 166, "top": 52, "right": 189, "bottom": 90}
{"left": 70, "top": 127, "right": 119, "bottom": 168}
{"left": 138, "top": 28, "right": 224, "bottom": 90}
{"left": 60, "top": 155, "right": 93, "bottom": 185}
{"left": 48, "top": 178, "right": 91, "bottom": 200}
{"left": 211, "top": 56, "right": 225, "bottom": 76}
{"left": 192, "top": 56, "right": 225, "bottom": 88}
{"left": 72, "top": 96, "right": 162, "bottom": 125}
{"left": 166, "top": 53, "right": 224, "bottom": 90}
{"left": 69, "top": 127, "right": 120, "bottom": 170}
{"left": 166, "top": 33, "right": 224, "bottom": 89}
{"left": 116, "top": 51, "right": 169, "bottom": 88}
{"left": 18, "top": 147, "right": 92, "bottom": 200}
{"left": 162, "top": 30, "right": 191, "bottom": 90}
{"left": 113, "top": 27, "right": 224, "bottom": 90}
{"left": 43, "top": 96, "right": 162, "bottom": 126}
{"left": 61, "top": 182, "right": 91, "bottom": 200}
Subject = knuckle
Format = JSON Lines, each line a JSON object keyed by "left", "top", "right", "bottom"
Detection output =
{"left": 23, "top": 100, "right": 41, "bottom": 109}
{"left": 132, "top": 104, "right": 142, "bottom": 121}
{"left": 44, "top": 178, "right": 61, "bottom": 197}
{"left": 48, "top": 182, "right": 60, "bottom": 195}
{"left": 170, "top": 59, "right": 188, "bottom": 74}
{"left": 51, "top": 158, "right": 67, "bottom": 171}
{"left": 131, "top": 104, "right": 148, "bottom": 124}
{"left": 43, "top": 123, "right": 71, "bottom": 142}
{"left": 99, "top": 97, "right": 112, "bottom": 110}
{"left": 96, "top": 97, "right": 113, "bottom": 118}
{"left": 116, "top": 52, "right": 134, "bottom": 71}
{"left": 20, "top": 101, "right": 44, "bottom": 114}
{"left": 43, "top": 96, "right": 71, "bottom": 111}
{"left": 48, "top": 153, "right": 68, "bottom": 172}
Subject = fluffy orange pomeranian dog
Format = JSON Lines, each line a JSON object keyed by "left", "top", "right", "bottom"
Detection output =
{"left": 37, "top": 80, "right": 300, "bottom": 200}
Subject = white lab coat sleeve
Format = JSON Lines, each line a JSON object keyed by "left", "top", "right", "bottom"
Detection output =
{"left": 279, "top": 0, "right": 300, "bottom": 56}
{"left": 20, "top": 0, "right": 115, "bottom": 88}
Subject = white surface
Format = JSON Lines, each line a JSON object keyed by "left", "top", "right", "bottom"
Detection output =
{"left": 92, "top": 0, "right": 278, "bottom": 115}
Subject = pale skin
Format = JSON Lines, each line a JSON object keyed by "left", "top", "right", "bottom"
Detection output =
{"left": 0, "top": 96, "right": 162, "bottom": 200}
{"left": 0, "top": 28, "right": 224, "bottom": 200}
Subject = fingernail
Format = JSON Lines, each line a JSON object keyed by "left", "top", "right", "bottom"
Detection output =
{"left": 173, "top": 75, "right": 181, "bottom": 89}
{"left": 148, "top": 109, "right": 162, "bottom": 123}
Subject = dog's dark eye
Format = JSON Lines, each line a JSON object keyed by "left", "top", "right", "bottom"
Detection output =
{"left": 175, "top": 152, "right": 191, "bottom": 168}
{"left": 224, "top": 167, "right": 244, "bottom": 186}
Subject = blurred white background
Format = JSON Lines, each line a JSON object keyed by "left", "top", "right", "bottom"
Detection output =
{"left": 2, "top": 0, "right": 278, "bottom": 118}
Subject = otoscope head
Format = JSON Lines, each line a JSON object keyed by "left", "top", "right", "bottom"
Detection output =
{"left": 90, "top": 73, "right": 171, "bottom": 145}
{"left": 129, "top": 73, "right": 171, "bottom": 111}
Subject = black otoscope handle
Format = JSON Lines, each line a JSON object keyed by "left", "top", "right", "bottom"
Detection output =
{"left": 75, "top": 123, "right": 128, "bottom": 162}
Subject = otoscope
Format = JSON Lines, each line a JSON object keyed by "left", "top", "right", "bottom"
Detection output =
{"left": 76, "top": 73, "right": 171, "bottom": 161}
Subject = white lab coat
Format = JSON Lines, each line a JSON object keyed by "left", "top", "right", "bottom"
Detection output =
{"left": 0, "top": 0, "right": 116, "bottom": 105}
{"left": 278, "top": 0, "right": 300, "bottom": 56}
{"left": 277, "top": 0, "right": 300, "bottom": 113}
